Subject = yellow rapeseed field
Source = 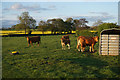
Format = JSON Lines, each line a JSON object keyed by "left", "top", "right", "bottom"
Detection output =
{"left": 0, "top": 30, "right": 75, "bottom": 36}
{"left": 89, "top": 30, "right": 97, "bottom": 33}
{"left": 0, "top": 30, "right": 96, "bottom": 36}
{"left": 0, "top": 30, "right": 26, "bottom": 36}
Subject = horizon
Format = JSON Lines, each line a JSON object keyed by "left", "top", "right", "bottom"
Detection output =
{"left": 1, "top": 2, "right": 119, "bottom": 28}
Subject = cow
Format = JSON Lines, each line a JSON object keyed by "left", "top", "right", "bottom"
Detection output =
{"left": 77, "top": 36, "right": 99, "bottom": 52}
{"left": 26, "top": 36, "right": 41, "bottom": 47}
{"left": 61, "top": 35, "right": 70, "bottom": 50}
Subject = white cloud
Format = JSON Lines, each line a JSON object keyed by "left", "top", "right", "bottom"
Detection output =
{"left": 3, "top": 3, "right": 56, "bottom": 12}
{"left": 38, "top": 12, "right": 115, "bottom": 22}
{"left": 11, "top": 3, "right": 23, "bottom": 10}
{"left": 34, "top": 11, "right": 116, "bottom": 23}
{"left": 89, "top": 12, "right": 109, "bottom": 16}
{"left": 70, "top": 15, "right": 115, "bottom": 22}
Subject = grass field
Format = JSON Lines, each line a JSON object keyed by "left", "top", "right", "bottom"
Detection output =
{"left": 2, "top": 34, "right": 120, "bottom": 78}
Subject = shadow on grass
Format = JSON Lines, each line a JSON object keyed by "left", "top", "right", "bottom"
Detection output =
{"left": 24, "top": 46, "right": 29, "bottom": 48}
{"left": 110, "top": 67, "right": 120, "bottom": 76}
{"left": 64, "top": 56, "right": 109, "bottom": 78}
{"left": 74, "top": 49, "right": 98, "bottom": 56}
{"left": 64, "top": 56, "right": 108, "bottom": 67}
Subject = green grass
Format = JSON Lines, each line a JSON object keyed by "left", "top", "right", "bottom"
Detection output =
{"left": 2, "top": 35, "right": 120, "bottom": 78}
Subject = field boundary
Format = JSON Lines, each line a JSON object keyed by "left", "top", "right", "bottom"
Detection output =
{"left": 1, "top": 33, "right": 75, "bottom": 37}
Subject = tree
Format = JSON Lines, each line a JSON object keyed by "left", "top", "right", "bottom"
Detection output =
{"left": 47, "top": 18, "right": 65, "bottom": 34}
{"left": 97, "top": 23, "right": 119, "bottom": 35}
{"left": 65, "top": 18, "right": 73, "bottom": 33}
{"left": 11, "top": 25, "right": 16, "bottom": 30}
{"left": 66, "top": 18, "right": 73, "bottom": 23}
{"left": 46, "top": 23, "right": 55, "bottom": 34}
{"left": 47, "top": 19, "right": 58, "bottom": 34}
{"left": 73, "top": 19, "right": 80, "bottom": 30}
{"left": 79, "top": 18, "right": 88, "bottom": 27}
{"left": 15, "top": 24, "right": 25, "bottom": 31}
{"left": 93, "top": 20, "right": 103, "bottom": 27}
{"left": 56, "top": 18, "right": 65, "bottom": 34}
{"left": 38, "top": 20, "right": 48, "bottom": 34}
{"left": 73, "top": 18, "right": 88, "bottom": 30}
{"left": 18, "top": 12, "right": 36, "bottom": 34}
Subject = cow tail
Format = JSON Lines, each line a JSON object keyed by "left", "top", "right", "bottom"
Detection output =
{"left": 77, "top": 37, "right": 79, "bottom": 45}
{"left": 77, "top": 38, "right": 79, "bottom": 49}
{"left": 77, "top": 37, "right": 81, "bottom": 49}
{"left": 61, "top": 38, "right": 63, "bottom": 44}
{"left": 39, "top": 37, "right": 41, "bottom": 43}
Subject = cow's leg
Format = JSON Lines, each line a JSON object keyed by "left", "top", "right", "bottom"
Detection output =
{"left": 77, "top": 44, "right": 80, "bottom": 51}
{"left": 92, "top": 44, "right": 94, "bottom": 52}
{"left": 89, "top": 46, "right": 92, "bottom": 52}
{"left": 81, "top": 44, "right": 84, "bottom": 52}
{"left": 63, "top": 45, "right": 66, "bottom": 50}
{"left": 28, "top": 43, "right": 29, "bottom": 47}
{"left": 62, "top": 43, "right": 65, "bottom": 50}
{"left": 81, "top": 46, "right": 83, "bottom": 52}
{"left": 62, "top": 43, "right": 64, "bottom": 50}
{"left": 83, "top": 47, "right": 85, "bottom": 52}
{"left": 67, "top": 44, "right": 70, "bottom": 49}
{"left": 38, "top": 42, "right": 39, "bottom": 46}
{"left": 77, "top": 40, "right": 80, "bottom": 51}
{"left": 30, "top": 41, "right": 33, "bottom": 47}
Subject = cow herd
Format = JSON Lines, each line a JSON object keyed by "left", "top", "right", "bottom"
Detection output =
{"left": 26, "top": 35, "right": 99, "bottom": 52}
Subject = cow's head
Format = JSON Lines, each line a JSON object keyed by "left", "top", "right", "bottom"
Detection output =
{"left": 94, "top": 36, "right": 99, "bottom": 42}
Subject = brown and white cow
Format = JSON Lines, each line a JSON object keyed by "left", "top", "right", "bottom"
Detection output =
{"left": 77, "top": 36, "right": 98, "bottom": 52}
{"left": 26, "top": 36, "right": 41, "bottom": 47}
{"left": 61, "top": 35, "right": 70, "bottom": 50}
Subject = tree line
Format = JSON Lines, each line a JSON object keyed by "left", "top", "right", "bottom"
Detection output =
{"left": 10, "top": 12, "right": 89, "bottom": 34}
{"left": 5, "top": 12, "right": 120, "bottom": 35}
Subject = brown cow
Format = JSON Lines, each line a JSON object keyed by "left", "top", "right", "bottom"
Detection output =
{"left": 61, "top": 35, "right": 70, "bottom": 50}
{"left": 26, "top": 36, "right": 41, "bottom": 47}
{"left": 77, "top": 36, "right": 99, "bottom": 52}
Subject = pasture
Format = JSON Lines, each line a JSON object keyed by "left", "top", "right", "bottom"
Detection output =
{"left": 2, "top": 34, "right": 120, "bottom": 78}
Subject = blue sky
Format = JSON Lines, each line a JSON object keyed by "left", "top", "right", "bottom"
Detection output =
{"left": 1, "top": 1, "right": 119, "bottom": 28}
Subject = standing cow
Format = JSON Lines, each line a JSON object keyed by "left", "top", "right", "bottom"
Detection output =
{"left": 26, "top": 36, "right": 41, "bottom": 47}
{"left": 77, "top": 36, "right": 98, "bottom": 52}
{"left": 61, "top": 35, "right": 70, "bottom": 50}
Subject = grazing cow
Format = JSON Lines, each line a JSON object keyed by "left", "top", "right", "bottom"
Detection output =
{"left": 61, "top": 35, "right": 70, "bottom": 50}
{"left": 77, "top": 36, "right": 99, "bottom": 52}
{"left": 26, "top": 36, "right": 41, "bottom": 47}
